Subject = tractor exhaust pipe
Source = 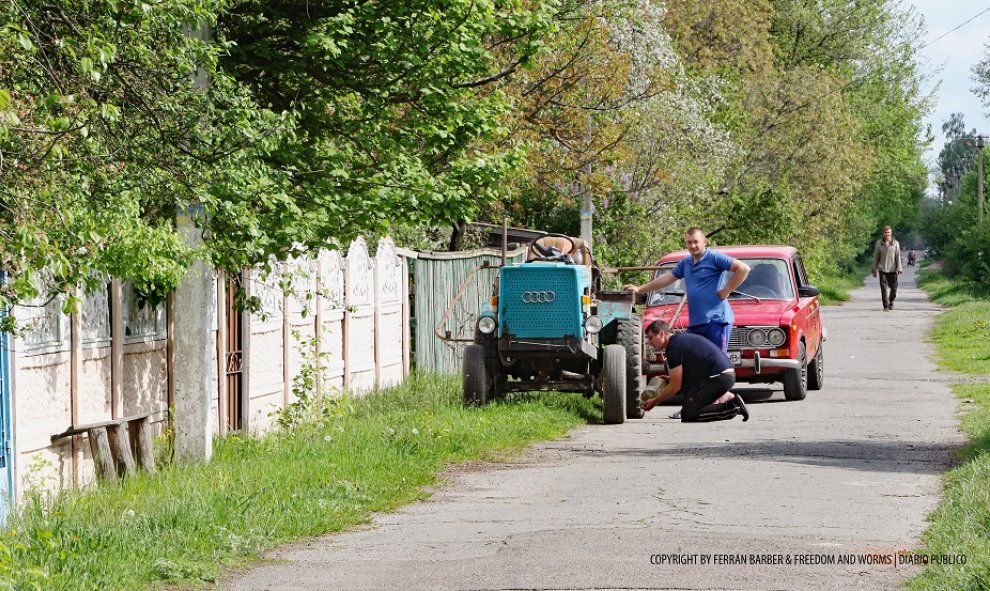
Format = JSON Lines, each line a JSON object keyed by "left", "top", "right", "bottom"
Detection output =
{"left": 501, "top": 217, "right": 508, "bottom": 267}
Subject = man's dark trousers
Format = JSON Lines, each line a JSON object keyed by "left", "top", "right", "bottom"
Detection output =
{"left": 681, "top": 372, "right": 737, "bottom": 422}
{"left": 879, "top": 271, "right": 898, "bottom": 309}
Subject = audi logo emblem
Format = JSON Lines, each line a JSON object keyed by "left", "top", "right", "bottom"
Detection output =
{"left": 521, "top": 291, "right": 556, "bottom": 303}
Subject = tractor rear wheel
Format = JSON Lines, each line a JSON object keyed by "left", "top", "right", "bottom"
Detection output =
{"left": 602, "top": 344, "right": 627, "bottom": 424}
{"left": 618, "top": 316, "right": 645, "bottom": 419}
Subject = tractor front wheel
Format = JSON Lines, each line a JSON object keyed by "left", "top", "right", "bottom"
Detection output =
{"left": 463, "top": 344, "right": 490, "bottom": 406}
{"left": 602, "top": 344, "right": 627, "bottom": 424}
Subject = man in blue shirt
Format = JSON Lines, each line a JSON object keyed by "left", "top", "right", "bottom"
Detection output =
{"left": 624, "top": 227, "right": 750, "bottom": 351}
{"left": 625, "top": 228, "right": 750, "bottom": 418}
{"left": 641, "top": 320, "right": 748, "bottom": 422}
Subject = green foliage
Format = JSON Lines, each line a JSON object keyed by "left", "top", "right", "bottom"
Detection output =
{"left": 651, "top": 0, "right": 928, "bottom": 285}
{"left": 943, "top": 224, "right": 990, "bottom": 285}
{"left": 0, "top": 0, "right": 559, "bottom": 311}
{"left": 3, "top": 374, "right": 597, "bottom": 591}
{"left": 814, "top": 257, "right": 873, "bottom": 305}
{"left": 0, "top": 528, "right": 51, "bottom": 591}
{"left": 0, "top": 0, "right": 931, "bottom": 314}
{"left": 920, "top": 142, "right": 990, "bottom": 286}
{"left": 274, "top": 331, "right": 354, "bottom": 430}
{"left": 0, "top": 0, "right": 221, "bottom": 307}
{"left": 208, "top": 0, "right": 559, "bottom": 270}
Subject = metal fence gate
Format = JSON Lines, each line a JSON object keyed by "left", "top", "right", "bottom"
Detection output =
{"left": 0, "top": 299, "right": 12, "bottom": 523}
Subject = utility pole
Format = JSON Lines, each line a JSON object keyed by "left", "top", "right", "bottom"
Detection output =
{"left": 580, "top": 193, "right": 593, "bottom": 250}
{"left": 173, "top": 22, "right": 214, "bottom": 465}
{"left": 978, "top": 135, "right": 985, "bottom": 223}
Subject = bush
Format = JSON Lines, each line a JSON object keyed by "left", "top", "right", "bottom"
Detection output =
{"left": 943, "top": 223, "right": 990, "bottom": 284}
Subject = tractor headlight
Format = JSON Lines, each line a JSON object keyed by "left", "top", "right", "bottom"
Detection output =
{"left": 767, "top": 327, "right": 786, "bottom": 347}
{"left": 478, "top": 316, "right": 497, "bottom": 335}
{"left": 584, "top": 316, "right": 603, "bottom": 334}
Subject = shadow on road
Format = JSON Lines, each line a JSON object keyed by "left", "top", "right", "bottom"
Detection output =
{"left": 607, "top": 437, "right": 959, "bottom": 475}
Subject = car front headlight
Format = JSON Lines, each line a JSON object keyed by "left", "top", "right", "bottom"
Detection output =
{"left": 767, "top": 327, "right": 786, "bottom": 346}
{"left": 478, "top": 316, "right": 497, "bottom": 334}
{"left": 747, "top": 329, "right": 767, "bottom": 347}
{"left": 584, "top": 316, "right": 603, "bottom": 334}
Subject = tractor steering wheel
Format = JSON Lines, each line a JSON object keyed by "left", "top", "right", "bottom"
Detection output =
{"left": 528, "top": 233, "right": 577, "bottom": 263}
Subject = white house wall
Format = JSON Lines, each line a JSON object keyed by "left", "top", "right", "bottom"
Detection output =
{"left": 8, "top": 238, "right": 411, "bottom": 501}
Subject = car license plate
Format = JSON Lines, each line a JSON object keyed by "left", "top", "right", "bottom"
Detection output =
{"left": 728, "top": 351, "right": 742, "bottom": 366}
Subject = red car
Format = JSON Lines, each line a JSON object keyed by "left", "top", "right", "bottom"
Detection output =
{"left": 642, "top": 245, "right": 826, "bottom": 400}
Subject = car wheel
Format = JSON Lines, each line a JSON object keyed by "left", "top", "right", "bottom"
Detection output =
{"left": 602, "top": 344, "right": 627, "bottom": 424}
{"left": 462, "top": 344, "right": 490, "bottom": 406}
{"left": 618, "top": 315, "right": 645, "bottom": 419}
{"left": 807, "top": 341, "right": 824, "bottom": 391}
{"left": 782, "top": 340, "right": 808, "bottom": 401}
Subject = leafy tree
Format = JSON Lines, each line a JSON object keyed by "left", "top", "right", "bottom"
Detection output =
{"left": 212, "top": 0, "right": 561, "bottom": 269}
{"left": 0, "top": 0, "right": 228, "bottom": 309}
{"left": 483, "top": 0, "right": 736, "bottom": 268}
{"left": 1, "top": 0, "right": 560, "bottom": 316}
{"left": 662, "top": 0, "right": 928, "bottom": 278}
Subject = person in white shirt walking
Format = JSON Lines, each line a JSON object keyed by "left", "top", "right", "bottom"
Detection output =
{"left": 871, "top": 225, "right": 902, "bottom": 311}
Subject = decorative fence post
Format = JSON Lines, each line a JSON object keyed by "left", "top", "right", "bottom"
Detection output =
{"left": 345, "top": 238, "right": 375, "bottom": 392}
{"left": 375, "top": 238, "right": 405, "bottom": 388}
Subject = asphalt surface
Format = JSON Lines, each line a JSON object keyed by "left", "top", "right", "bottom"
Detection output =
{"left": 224, "top": 264, "right": 966, "bottom": 591}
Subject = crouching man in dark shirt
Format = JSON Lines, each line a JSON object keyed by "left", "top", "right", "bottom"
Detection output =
{"left": 642, "top": 320, "right": 749, "bottom": 422}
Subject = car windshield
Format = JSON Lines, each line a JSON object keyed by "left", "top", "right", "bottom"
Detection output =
{"left": 646, "top": 264, "right": 685, "bottom": 306}
{"left": 646, "top": 257, "right": 794, "bottom": 306}
{"left": 734, "top": 258, "right": 793, "bottom": 300}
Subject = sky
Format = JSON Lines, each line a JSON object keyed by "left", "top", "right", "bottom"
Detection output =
{"left": 910, "top": 1, "right": 990, "bottom": 178}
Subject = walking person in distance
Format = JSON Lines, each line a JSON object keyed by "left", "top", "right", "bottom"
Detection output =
{"left": 871, "top": 225, "right": 902, "bottom": 311}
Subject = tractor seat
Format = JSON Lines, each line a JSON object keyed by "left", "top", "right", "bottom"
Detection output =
{"left": 527, "top": 236, "right": 593, "bottom": 267}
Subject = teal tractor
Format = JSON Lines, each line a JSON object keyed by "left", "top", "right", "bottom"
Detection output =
{"left": 463, "top": 233, "right": 645, "bottom": 424}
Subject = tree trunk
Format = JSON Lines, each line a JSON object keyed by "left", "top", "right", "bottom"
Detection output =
{"left": 449, "top": 220, "right": 468, "bottom": 251}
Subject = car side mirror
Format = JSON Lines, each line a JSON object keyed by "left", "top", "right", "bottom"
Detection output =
{"left": 798, "top": 285, "right": 820, "bottom": 298}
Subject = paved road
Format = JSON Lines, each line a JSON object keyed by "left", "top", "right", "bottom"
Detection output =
{"left": 225, "top": 264, "right": 966, "bottom": 591}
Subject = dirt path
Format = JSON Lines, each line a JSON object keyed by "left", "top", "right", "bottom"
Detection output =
{"left": 224, "top": 264, "right": 965, "bottom": 591}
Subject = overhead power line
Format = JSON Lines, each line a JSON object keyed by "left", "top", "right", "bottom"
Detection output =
{"left": 919, "top": 6, "right": 990, "bottom": 50}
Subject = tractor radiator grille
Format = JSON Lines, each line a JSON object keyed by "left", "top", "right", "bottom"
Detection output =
{"left": 499, "top": 266, "right": 585, "bottom": 339}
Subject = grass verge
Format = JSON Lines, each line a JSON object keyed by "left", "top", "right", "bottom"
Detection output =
{"left": 816, "top": 258, "right": 873, "bottom": 305}
{"left": 4, "top": 373, "right": 598, "bottom": 591}
{"left": 906, "top": 269, "right": 990, "bottom": 591}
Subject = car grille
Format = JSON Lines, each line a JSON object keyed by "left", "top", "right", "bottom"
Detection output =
{"left": 729, "top": 326, "right": 782, "bottom": 349}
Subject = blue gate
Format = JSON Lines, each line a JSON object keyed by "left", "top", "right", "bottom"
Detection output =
{"left": 0, "top": 284, "right": 12, "bottom": 523}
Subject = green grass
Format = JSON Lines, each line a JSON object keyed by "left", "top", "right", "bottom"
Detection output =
{"left": 906, "top": 269, "right": 990, "bottom": 591}
{"left": 3, "top": 374, "right": 597, "bottom": 591}
{"left": 816, "top": 258, "right": 874, "bottom": 305}
{"left": 917, "top": 268, "right": 990, "bottom": 308}
{"left": 928, "top": 303, "right": 990, "bottom": 375}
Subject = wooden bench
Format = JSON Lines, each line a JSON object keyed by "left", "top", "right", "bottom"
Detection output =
{"left": 51, "top": 413, "right": 157, "bottom": 481}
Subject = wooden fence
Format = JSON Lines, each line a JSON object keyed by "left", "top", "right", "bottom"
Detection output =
{"left": 413, "top": 247, "right": 526, "bottom": 374}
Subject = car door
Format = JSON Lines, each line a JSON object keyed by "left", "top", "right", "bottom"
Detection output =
{"left": 791, "top": 254, "right": 822, "bottom": 358}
